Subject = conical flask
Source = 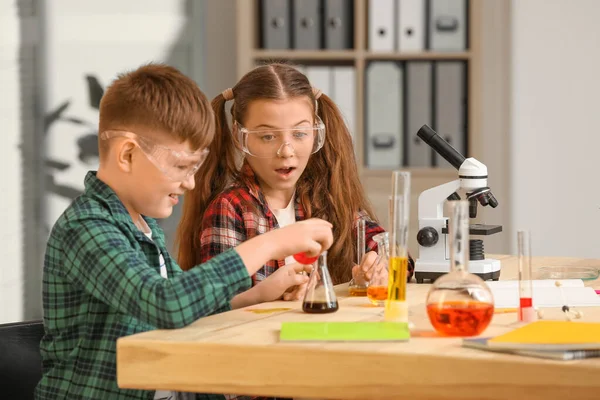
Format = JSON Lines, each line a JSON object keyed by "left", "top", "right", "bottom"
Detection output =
{"left": 302, "top": 251, "right": 339, "bottom": 314}
{"left": 425, "top": 200, "right": 494, "bottom": 336}
{"left": 366, "top": 232, "right": 389, "bottom": 306}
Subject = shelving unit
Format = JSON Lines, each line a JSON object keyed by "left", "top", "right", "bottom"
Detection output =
{"left": 235, "top": 0, "right": 488, "bottom": 254}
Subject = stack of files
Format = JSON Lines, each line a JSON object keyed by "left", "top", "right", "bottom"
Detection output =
{"left": 364, "top": 60, "right": 467, "bottom": 169}
{"left": 300, "top": 65, "right": 357, "bottom": 149}
{"left": 368, "top": 0, "right": 467, "bottom": 52}
{"left": 260, "top": 0, "right": 353, "bottom": 50}
{"left": 485, "top": 279, "right": 600, "bottom": 309}
{"left": 463, "top": 320, "right": 600, "bottom": 360}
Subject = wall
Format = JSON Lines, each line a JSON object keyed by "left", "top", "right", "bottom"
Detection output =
{"left": 0, "top": 0, "right": 237, "bottom": 324}
{"left": 476, "top": 0, "right": 512, "bottom": 256}
{"left": 511, "top": 0, "right": 600, "bottom": 257}
{"left": 0, "top": 1, "right": 25, "bottom": 323}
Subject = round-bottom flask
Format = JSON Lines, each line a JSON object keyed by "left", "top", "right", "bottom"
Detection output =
{"left": 426, "top": 271, "right": 494, "bottom": 336}
{"left": 426, "top": 201, "right": 494, "bottom": 336}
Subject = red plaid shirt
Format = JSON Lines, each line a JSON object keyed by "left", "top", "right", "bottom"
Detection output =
{"left": 200, "top": 169, "right": 394, "bottom": 286}
{"left": 200, "top": 169, "right": 414, "bottom": 400}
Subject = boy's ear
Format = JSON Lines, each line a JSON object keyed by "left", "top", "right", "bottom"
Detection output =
{"left": 116, "top": 140, "right": 137, "bottom": 173}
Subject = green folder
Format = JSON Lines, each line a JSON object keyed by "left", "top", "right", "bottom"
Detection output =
{"left": 280, "top": 322, "right": 410, "bottom": 342}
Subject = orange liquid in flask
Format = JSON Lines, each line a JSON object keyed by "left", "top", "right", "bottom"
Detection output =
{"left": 366, "top": 286, "right": 387, "bottom": 303}
{"left": 426, "top": 301, "right": 494, "bottom": 336}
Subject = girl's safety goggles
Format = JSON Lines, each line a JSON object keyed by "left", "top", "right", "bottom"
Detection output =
{"left": 235, "top": 116, "right": 325, "bottom": 158}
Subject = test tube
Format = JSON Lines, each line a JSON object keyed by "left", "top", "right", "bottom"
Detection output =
{"left": 384, "top": 171, "right": 411, "bottom": 323}
{"left": 517, "top": 230, "right": 536, "bottom": 322}
{"left": 356, "top": 218, "right": 365, "bottom": 265}
{"left": 348, "top": 218, "right": 368, "bottom": 296}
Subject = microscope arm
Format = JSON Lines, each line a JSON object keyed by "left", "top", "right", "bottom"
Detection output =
{"left": 418, "top": 179, "right": 461, "bottom": 220}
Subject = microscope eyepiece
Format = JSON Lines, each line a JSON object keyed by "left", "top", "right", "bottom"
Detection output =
{"left": 417, "top": 125, "right": 466, "bottom": 170}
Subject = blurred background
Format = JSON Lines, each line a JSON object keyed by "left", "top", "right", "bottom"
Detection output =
{"left": 2, "top": 0, "right": 600, "bottom": 324}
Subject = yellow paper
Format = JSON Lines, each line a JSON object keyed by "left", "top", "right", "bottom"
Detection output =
{"left": 489, "top": 320, "right": 600, "bottom": 350}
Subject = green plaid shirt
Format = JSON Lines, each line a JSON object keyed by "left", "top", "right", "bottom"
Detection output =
{"left": 35, "top": 171, "right": 252, "bottom": 400}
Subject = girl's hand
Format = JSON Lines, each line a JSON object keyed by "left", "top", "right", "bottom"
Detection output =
{"left": 256, "top": 263, "right": 312, "bottom": 303}
{"left": 351, "top": 251, "right": 379, "bottom": 284}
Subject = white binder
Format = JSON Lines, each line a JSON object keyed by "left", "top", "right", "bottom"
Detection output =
{"left": 368, "top": 0, "right": 395, "bottom": 51}
{"left": 428, "top": 0, "right": 467, "bottom": 51}
{"left": 366, "top": 62, "right": 403, "bottom": 168}
{"left": 306, "top": 66, "right": 332, "bottom": 95}
{"left": 331, "top": 66, "right": 356, "bottom": 149}
{"left": 397, "top": 0, "right": 425, "bottom": 52}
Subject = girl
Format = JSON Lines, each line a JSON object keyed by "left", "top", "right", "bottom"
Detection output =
{"left": 177, "top": 63, "right": 414, "bottom": 306}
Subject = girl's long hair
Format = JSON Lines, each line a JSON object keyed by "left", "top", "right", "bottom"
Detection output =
{"left": 176, "top": 63, "right": 378, "bottom": 284}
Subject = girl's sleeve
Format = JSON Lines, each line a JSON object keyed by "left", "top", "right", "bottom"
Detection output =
{"left": 200, "top": 196, "right": 246, "bottom": 263}
{"left": 357, "top": 210, "right": 415, "bottom": 281}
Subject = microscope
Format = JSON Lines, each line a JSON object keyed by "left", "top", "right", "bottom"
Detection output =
{"left": 414, "top": 125, "right": 502, "bottom": 283}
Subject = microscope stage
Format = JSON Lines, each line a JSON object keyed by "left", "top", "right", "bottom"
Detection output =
{"left": 441, "top": 224, "right": 503, "bottom": 236}
{"left": 414, "top": 258, "right": 501, "bottom": 284}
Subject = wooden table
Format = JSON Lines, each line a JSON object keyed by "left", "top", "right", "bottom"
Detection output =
{"left": 117, "top": 255, "right": 600, "bottom": 399}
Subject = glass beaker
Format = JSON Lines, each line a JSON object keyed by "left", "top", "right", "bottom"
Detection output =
{"left": 384, "top": 171, "right": 411, "bottom": 323}
{"left": 367, "top": 232, "right": 389, "bottom": 306}
{"left": 349, "top": 218, "right": 368, "bottom": 296}
{"left": 426, "top": 200, "right": 494, "bottom": 336}
{"left": 302, "top": 251, "right": 339, "bottom": 313}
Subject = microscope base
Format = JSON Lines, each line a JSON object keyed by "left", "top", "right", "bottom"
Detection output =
{"left": 414, "top": 259, "right": 501, "bottom": 284}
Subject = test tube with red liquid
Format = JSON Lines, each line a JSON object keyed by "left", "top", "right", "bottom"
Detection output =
{"left": 517, "top": 230, "right": 536, "bottom": 322}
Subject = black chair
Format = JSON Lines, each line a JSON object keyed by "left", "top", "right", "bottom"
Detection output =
{"left": 0, "top": 320, "right": 45, "bottom": 399}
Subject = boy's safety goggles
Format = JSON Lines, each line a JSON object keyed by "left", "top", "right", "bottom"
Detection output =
{"left": 235, "top": 116, "right": 326, "bottom": 159}
{"left": 99, "top": 130, "right": 209, "bottom": 181}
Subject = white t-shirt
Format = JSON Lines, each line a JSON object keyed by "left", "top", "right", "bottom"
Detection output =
{"left": 271, "top": 196, "right": 296, "bottom": 265}
{"left": 144, "top": 231, "right": 168, "bottom": 279}
{"left": 145, "top": 230, "right": 187, "bottom": 400}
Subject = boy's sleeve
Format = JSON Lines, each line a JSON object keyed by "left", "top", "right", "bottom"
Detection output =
{"left": 63, "top": 218, "right": 252, "bottom": 329}
{"left": 200, "top": 196, "right": 246, "bottom": 263}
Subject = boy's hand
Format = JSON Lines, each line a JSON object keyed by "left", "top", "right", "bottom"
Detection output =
{"left": 257, "top": 263, "right": 312, "bottom": 303}
{"left": 351, "top": 251, "right": 379, "bottom": 284}
{"left": 237, "top": 218, "right": 332, "bottom": 277}
{"left": 268, "top": 218, "right": 334, "bottom": 261}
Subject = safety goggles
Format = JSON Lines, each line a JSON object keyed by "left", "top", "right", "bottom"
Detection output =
{"left": 235, "top": 116, "right": 326, "bottom": 158}
{"left": 99, "top": 130, "right": 209, "bottom": 181}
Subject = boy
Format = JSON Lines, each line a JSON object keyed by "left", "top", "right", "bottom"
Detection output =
{"left": 35, "top": 63, "right": 333, "bottom": 400}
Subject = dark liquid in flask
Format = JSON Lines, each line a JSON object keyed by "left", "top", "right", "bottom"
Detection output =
{"left": 302, "top": 301, "right": 339, "bottom": 314}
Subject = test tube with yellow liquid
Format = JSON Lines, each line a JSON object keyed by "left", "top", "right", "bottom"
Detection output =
{"left": 384, "top": 171, "right": 411, "bottom": 323}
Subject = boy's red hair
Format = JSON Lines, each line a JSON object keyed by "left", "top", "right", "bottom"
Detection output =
{"left": 98, "top": 63, "right": 214, "bottom": 156}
